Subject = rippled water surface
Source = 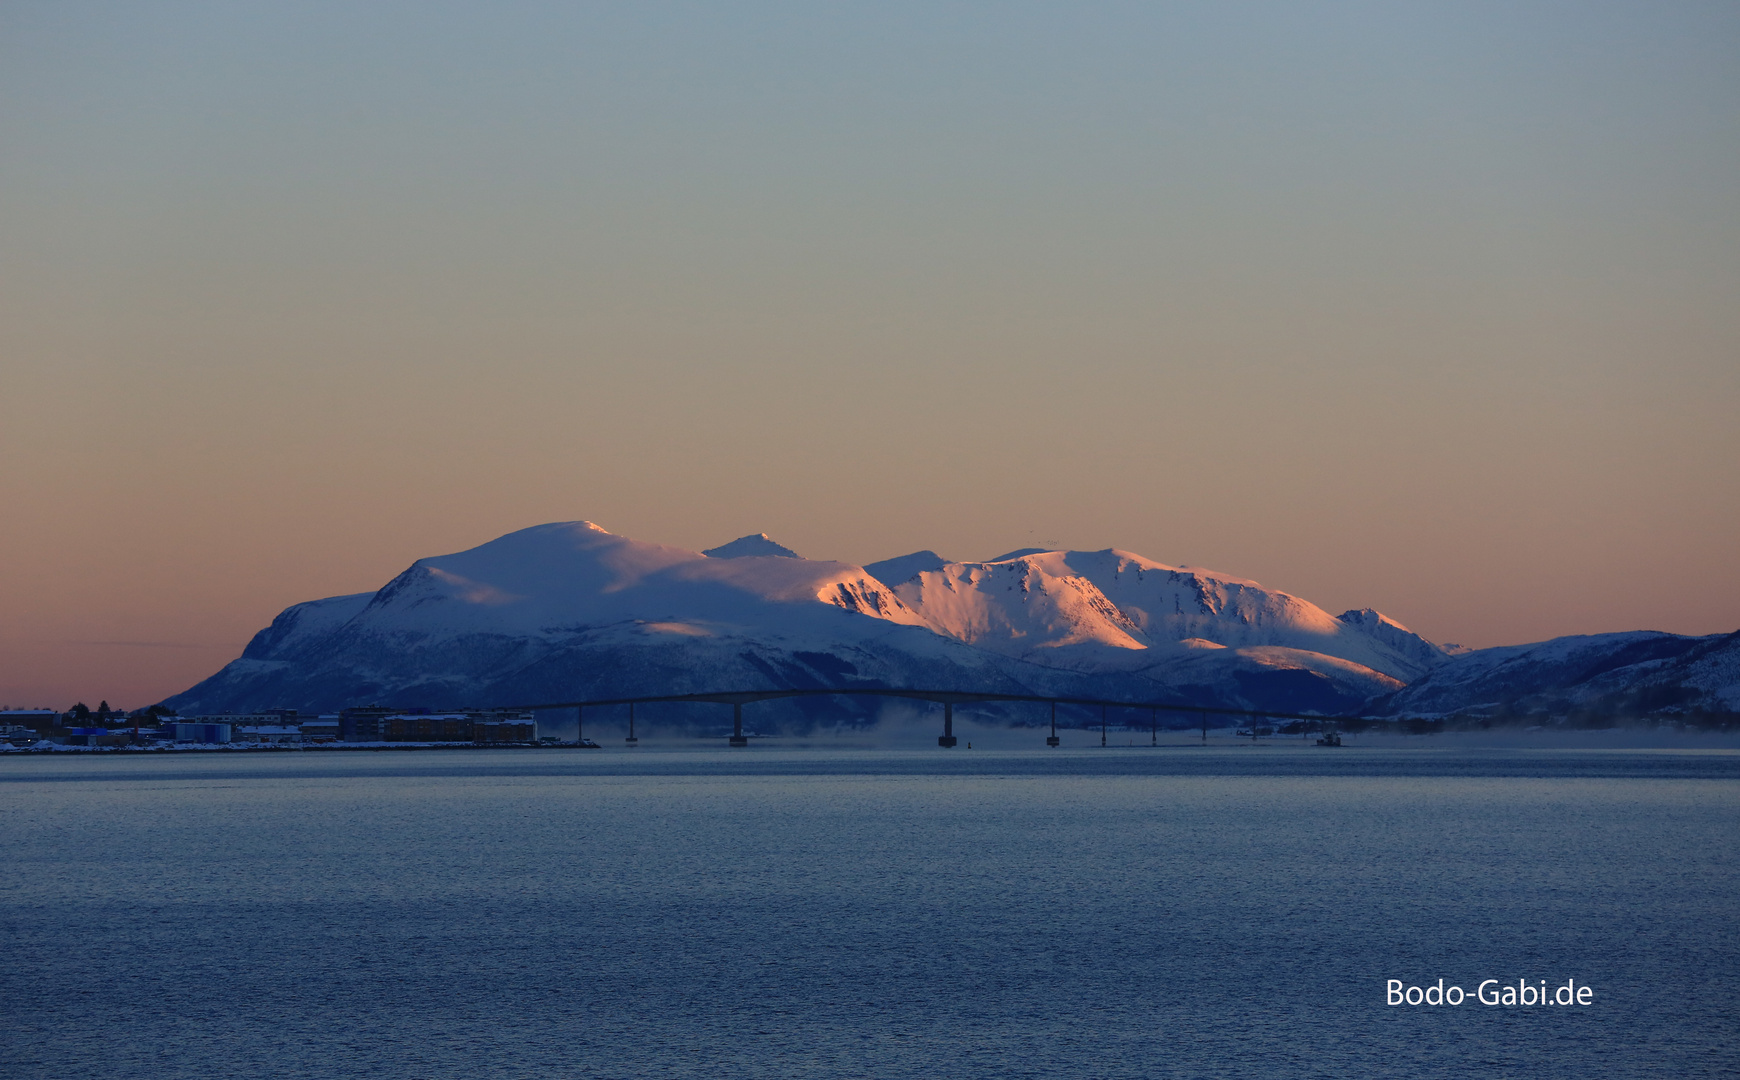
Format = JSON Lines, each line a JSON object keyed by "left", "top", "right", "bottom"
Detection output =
{"left": 3, "top": 745, "right": 1737, "bottom": 1078}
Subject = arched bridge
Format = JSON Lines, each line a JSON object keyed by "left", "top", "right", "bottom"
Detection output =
{"left": 504, "top": 688, "right": 1369, "bottom": 748}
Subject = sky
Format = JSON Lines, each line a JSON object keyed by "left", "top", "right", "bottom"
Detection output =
{"left": 2, "top": 1, "right": 1736, "bottom": 708}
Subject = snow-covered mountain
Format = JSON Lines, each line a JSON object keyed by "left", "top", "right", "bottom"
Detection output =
{"left": 1371, "top": 629, "right": 1740, "bottom": 720}
{"left": 171, "top": 522, "right": 1009, "bottom": 716}
{"left": 862, "top": 550, "right": 950, "bottom": 587}
{"left": 165, "top": 521, "right": 1451, "bottom": 721}
{"left": 352, "top": 522, "right": 922, "bottom": 638}
{"left": 878, "top": 548, "right": 1448, "bottom": 681}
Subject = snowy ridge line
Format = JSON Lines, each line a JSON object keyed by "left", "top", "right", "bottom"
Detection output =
{"left": 163, "top": 521, "right": 1449, "bottom": 718}
{"left": 497, "top": 687, "right": 1378, "bottom": 725}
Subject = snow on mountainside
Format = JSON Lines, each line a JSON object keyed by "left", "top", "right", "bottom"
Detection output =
{"left": 986, "top": 548, "right": 1049, "bottom": 562}
{"left": 240, "top": 591, "right": 374, "bottom": 659}
{"left": 165, "top": 521, "right": 1447, "bottom": 720}
{"left": 890, "top": 555, "right": 1148, "bottom": 659}
{"left": 1334, "top": 608, "right": 1453, "bottom": 680}
{"left": 1666, "top": 630, "right": 1740, "bottom": 710}
{"left": 886, "top": 549, "right": 1448, "bottom": 682}
{"left": 862, "top": 550, "right": 951, "bottom": 587}
{"left": 168, "top": 522, "right": 1017, "bottom": 716}
{"left": 1372, "top": 629, "right": 1740, "bottom": 719}
{"left": 354, "top": 522, "right": 922, "bottom": 638}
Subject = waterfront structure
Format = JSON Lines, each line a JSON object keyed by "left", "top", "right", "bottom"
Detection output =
{"left": 0, "top": 709, "right": 62, "bottom": 730}
{"left": 384, "top": 713, "right": 471, "bottom": 741}
{"left": 340, "top": 708, "right": 536, "bottom": 743}
{"left": 66, "top": 727, "right": 128, "bottom": 747}
{"left": 173, "top": 722, "right": 232, "bottom": 744}
{"left": 299, "top": 718, "right": 340, "bottom": 742}
{"left": 183, "top": 713, "right": 296, "bottom": 728}
{"left": 235, "top": 725, "right": 302, "bottom": 745}
{"left": 339, "top": 707, "right": 394, "bottom": 742}
{"left": 473, "top": 715, "right": 536, "bottom": 743}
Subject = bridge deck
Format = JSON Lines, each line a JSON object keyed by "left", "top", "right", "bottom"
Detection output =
{"left": 510, "top": 687, "right": 1371, "bottom": 727}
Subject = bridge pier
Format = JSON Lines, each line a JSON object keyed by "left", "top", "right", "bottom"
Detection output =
{"left": 506, "top": 691, "right": 1356, "bottom": 756}
{"left": 938, "top": 701, "right": 957, "bottom": 747}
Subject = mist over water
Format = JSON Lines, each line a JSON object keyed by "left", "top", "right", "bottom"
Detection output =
{"left": 555, "top": 702, "right": 1740, "bottom": 753}
{"left": 3, "top": 747, "right": 1735, "bottom": 1078}
{"left": 558, "top": 702, "right": 1111, "bottom": 750}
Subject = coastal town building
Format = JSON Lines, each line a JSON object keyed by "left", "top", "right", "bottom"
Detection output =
{"left": 0, "top": 709, "right": 62, "bottom": 730}
{"left": 173, "top": 722, "right": 232, "bottom": 744}
{"left": 299, "top": 718, "right": 340, "bottom": 742}
{"left": 235, "top": 725, "right": 303, "bottom": 745}
{"left": 0, "top": 708, "right": 536, "bottom": 749}
{"left": 340, "top": 707, "right": 536, "bottom": 743}
{"left": 473, "top": 715, "right": 536, "bottom": 742}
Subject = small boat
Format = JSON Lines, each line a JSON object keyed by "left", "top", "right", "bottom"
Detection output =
{"left": 1316, "top": 732, "right": 1342, "bottom": 746}
{"left": 577, "top": 738, "right": 603, "bottom": 749}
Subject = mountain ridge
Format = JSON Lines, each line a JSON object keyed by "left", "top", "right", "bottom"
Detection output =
{"left": 164, "top": 521, "right": 1437, "bottom": 719}
{"left": 1369, "top": 628, "right": 1740, "bottom": 721}
{"left": 164, "top": 520, "right": 1735, "bottom": 727}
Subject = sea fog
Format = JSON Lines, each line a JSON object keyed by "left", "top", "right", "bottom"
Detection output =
{"left": 547, "top": 701, "right": 1740, "bottom": 753}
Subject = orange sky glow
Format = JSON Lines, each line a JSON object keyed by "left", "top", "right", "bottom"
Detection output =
{"left": 2, "top": 3, "right": 1735, "bottom": 708}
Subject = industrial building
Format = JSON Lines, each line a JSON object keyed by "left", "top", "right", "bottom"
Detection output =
{"left": 340, "top": 707, "right": 535, "bottom": 743}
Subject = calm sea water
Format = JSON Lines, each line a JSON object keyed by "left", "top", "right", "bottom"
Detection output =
{"left": 3, "top": 743, "right": 1736, "bottom": 1079}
